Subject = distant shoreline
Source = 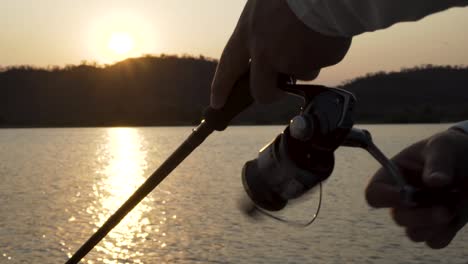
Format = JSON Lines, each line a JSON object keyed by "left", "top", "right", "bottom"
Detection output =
{"left": 2, "top": 56, "right": 467, "bottom": 126}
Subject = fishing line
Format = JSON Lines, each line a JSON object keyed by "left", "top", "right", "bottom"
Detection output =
{"left": 254, "top": 183, "right": 323, "bottom": 227}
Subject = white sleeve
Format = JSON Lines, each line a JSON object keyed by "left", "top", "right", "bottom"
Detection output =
{"left": 287, "top": 0, "right": 468, "bottom": 37}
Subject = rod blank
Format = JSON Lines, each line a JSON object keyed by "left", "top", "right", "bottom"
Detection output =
{"left": 66, "top": 123, "right": 213, "bottom": 264}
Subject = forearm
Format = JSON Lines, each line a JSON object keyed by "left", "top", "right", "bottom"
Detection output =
{"left": 287, "top": 0, "right": 468, "bottom": 37}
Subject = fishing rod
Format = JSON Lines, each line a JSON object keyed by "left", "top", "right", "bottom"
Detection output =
{"left": 68, "top": 71, "right": 468, "bottom": 263}
{"left": 66, "top": 73, "right": 255, "bottom": 264}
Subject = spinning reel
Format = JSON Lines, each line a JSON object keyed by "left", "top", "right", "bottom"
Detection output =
{"left": 241, "top": 81, "right": 457, "bottom": 224}
{"left": 242, "top": 85, "right": 355, "bottom": 212}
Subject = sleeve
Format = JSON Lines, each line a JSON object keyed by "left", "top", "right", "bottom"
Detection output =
{"left": 286, "top": 0, "right": 468, "bottom": 37}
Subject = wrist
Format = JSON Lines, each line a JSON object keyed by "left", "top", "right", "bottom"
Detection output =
{"left": 450, "top": 120, "right": 468, "bottom": 135}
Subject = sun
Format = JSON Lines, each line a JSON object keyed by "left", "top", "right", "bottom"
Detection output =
{"left": 108, "top": 32, "right": 134, "bottom": 55}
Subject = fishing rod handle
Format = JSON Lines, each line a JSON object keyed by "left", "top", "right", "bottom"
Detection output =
{"left": 203, "top": 71, "right": 254, "bottom": 131}
{"left": 203, "top": 71, "right": 294, "bottom": 131}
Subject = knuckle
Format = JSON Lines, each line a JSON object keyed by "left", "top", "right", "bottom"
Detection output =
{"left": 425, "top": 131, "right": 458, "bottom": 152}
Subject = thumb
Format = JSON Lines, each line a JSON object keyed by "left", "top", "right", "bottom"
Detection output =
{"left": 422, "top": 135, "right": 455, "bottom": 188}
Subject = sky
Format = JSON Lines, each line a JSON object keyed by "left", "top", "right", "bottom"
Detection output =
{"left": 1, "top": 0, "right": 467, "bottom": 86}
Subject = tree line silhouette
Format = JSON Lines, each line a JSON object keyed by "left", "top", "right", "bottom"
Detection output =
{"left": 340, "top": 64, "right": 468, "bottom": 123}
{"left": 1, "top": 55, "right": 467, "bottom": 127}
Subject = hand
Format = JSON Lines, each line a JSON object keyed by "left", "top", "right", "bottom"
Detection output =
{"left": 366, "top": 128, "right": 468, "bottom": 249}
{"left": 210, "top": 0, "right": 352, "bottom": 109}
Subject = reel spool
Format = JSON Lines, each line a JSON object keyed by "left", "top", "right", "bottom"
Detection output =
{"left": 242, "top": 87, "right": 356, "bottom": 212}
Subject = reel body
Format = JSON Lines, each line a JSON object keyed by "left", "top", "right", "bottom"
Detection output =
{"left": 241, "top": 83, "right": 465, "bottom": 220}
{"left": 242, "top": 86, "right": 356, "bottom": 211}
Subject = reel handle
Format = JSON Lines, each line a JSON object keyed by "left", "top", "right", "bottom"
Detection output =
{"left": 344, "top": 128, "right": 468, "bottom": 232}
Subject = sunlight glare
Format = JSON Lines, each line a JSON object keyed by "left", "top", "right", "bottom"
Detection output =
{"left": 89, "top": 128, "right": 151, "bottom": 262}
{"left": 86, "top": 12, "right": 159, "bottom": 64}
{"left": 108, "top": 32, "right": 134, "bottom": 55}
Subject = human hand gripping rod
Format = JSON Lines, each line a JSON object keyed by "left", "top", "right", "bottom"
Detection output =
{"left": 66, "top": 72, "right": 254, "bottom": 264}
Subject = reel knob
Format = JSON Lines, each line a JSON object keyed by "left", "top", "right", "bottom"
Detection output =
{"left": 289, "top": 115, "right": 314, "bottom": 141}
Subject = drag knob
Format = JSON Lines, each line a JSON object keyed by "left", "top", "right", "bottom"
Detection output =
{"left": 289, "top": 115, "right": 314, "bottom": 141}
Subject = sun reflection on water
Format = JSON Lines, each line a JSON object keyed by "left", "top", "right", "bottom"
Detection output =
{"left": 87, "top": 128, "right": 153, "bottom": 263}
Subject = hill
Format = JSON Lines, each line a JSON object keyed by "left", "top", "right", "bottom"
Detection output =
{"left": 1, "top": 56, "right": 467, "bottom": 127}
{"left": 341, "top": 65, "right": 468, "bottom": 123}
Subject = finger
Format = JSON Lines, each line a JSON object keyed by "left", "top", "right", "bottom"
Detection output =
{"left": 391, "top": 206, "right": 455, "bottom": 228}
{"left": 210, "top": 10, "right": 250, "bottom": 109}
{"left": 406, "top": 227, "right": 433, "bottom": 242}
{"left": 365, "top": 181, "right": 401, "bottom": 208}
{"left": 425, "top": 199, "right": 468, "bottom": 249}
{"left": 422, "top": 133, "right": 456, "bottom": 188}
{"left": 426, "top": 226, "right": 458, "bottom": 249}
{"left": 294, "top": 69, "right": 320, "bottom": 81}
{"left": 366, "top": 141, "right": 426, "bottom": 208}
{"left": 210, "top": 32, "right": 250, "bottom": 108}
{"left": 250, "top": 56, "right": 285, "bottom": 104}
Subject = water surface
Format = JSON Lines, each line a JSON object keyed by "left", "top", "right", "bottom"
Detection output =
{"left": 0, "top": 125, "right": 466, "bottom": 263}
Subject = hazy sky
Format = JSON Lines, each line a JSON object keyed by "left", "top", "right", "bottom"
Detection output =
{"left": 1, "top": 0, "right": 467, "bottom": 85}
